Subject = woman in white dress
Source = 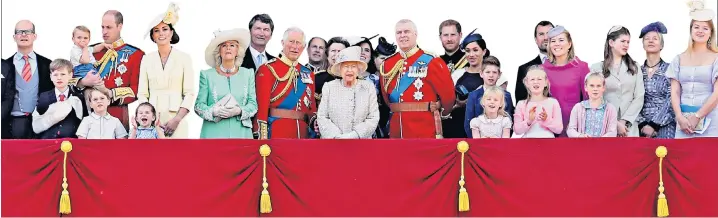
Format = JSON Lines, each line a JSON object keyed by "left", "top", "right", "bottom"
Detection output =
{"left": 317, "top": 46, "right": 380, "bottom": 139}
{"left": 137, "top": 3, "right": 195, "bottom": 138}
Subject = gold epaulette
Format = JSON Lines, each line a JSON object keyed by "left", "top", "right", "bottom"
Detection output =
{"left": 422, "top": 50, "right": 438, "bottom": 58}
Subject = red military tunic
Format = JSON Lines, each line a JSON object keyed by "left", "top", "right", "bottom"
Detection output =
{"left": 255, "top": 55, "right": 317, "bottom": 139}
{"left": 74, "top": 39, "right": 144, "bottom": 130}
{"left": 379, "top": 47, "right": 455, "bottom": 138}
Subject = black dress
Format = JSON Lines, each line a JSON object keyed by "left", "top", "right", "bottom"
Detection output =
{"left": 442, "top": 71, "right": 483, "bottom": 138}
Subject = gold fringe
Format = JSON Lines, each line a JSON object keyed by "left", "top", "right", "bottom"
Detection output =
{"left": 655, "top": 146, "right": 669, "bottom": 217}
{"left": 457, "top": 141, "right": 470, "bottom": 212}
{"left": 59, "top": 141, "right": 73, "bottom": 214}
{"left": 259, "top": 144, "right": 272, "bottom": 213}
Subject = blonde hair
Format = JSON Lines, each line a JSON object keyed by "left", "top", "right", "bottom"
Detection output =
{"left": 547, "top": 30, "right": 576, "bottom": 64}
{"left": 584, "top": 72, "right": 606, "bottom": 85}
{"left": 213, "top": 40, "right": 244, "bottom": 68}
{"left": 73, "top": 25, "right": 90, "bottom": 37}
{"left": 522, "top": 65, "right": 551, "bottom": 106}
{"left": 480, "top": 86, "right": 509, "bottom": 117}
{"left": 89, "top": 87, "right": 112, "bottom": 100}
{"left": 685, "top": 20, "right": 718, "bottom": 53}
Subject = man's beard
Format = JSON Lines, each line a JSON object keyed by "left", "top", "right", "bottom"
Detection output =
{"left": 539, "top": 47, "right": 548, "bottom": 54}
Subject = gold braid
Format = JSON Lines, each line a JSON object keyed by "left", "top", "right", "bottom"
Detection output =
{"left": 267, "top": 64, "right": 297, "bottom": 103}
{"left": 380, "top": 59, "right": 405, "bottom": 92}
{"left": 454, "top": 54, "right": 469, "bottom": 71}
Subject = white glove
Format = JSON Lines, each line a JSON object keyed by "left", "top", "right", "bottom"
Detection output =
{"left": 335, "top": 131, "right": 359, "bottom": 139}
{"left": 225, "top": 105, "right": 242, "bottom": 117}
{"left": 212, "top": 106, "right": 231, "bottom": 119}
{"left": 51, "top": 101, "right": 73, "bottom": 123}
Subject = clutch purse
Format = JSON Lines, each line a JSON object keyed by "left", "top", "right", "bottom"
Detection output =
{"left": 680, "top": 104, "right": 707, "bottom": 131}
{"left": 216, "top": 94, "right": 239, "bottom": 108}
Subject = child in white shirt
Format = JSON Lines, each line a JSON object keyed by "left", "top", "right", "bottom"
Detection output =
{"left": 76, "top": 87, "right": 128, "bottom": 139}
{"left": 470, "top": 86, "right": 512, "bottom": 138}
{"left": 70, "top": 25, "right": 108, "bottom": 77}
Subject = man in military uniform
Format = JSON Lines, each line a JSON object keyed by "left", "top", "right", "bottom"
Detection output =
{"left": 75, "top": 10, "right": 144, "bottom": 130}
{"left": 438, "top": 19, "right": 466, "bottom": 75}
{"left": 379, "top": 19, "right": 456, "bottom": 139}
{"left": 255, "top": 27, "right": 316, "bottom": 139}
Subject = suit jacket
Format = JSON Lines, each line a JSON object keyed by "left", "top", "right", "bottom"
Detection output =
{"left": 34, "top": 87, "right": 88, "bottom": 139}
{"left": 241, "top": 48, "right": 276, "bottom": 72}
{"left": 515, "top": 56, "right": 543, "bottom": 103}
{"left": 1, "top": 60, "right": 15, "bottom": 138}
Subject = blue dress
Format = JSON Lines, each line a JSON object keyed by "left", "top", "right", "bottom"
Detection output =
{"left": 665, "top": 55, "right": 718, "bottom": 138}
{"left": 637, "top": 59, "right": 676, "bottom": 138}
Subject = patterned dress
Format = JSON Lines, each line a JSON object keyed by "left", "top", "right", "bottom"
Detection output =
{"left": 636, "top": 59, "right": 675, "bottom": 138}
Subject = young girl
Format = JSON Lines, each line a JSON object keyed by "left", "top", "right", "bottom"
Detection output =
{"left": 76, "top": 88, "right": 128, "bottom": 139}
{"left": 567, "top": 73, "right": 618, "bottom": 137}
{"left": 129, "top": 102, "right": 166, "bottom": 139}
{"left": 514, "top": 66, "right": 564, "bottom": 138}
{"left": 469, "top": 86, "right": 512, "bottom": 138}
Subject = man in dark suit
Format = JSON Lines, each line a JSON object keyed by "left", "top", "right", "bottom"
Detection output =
{"left": 241, "top": 14, "right": 276, "bottom": 72}
{"left": 1, "top": 60, "right": 15, "bottom": 138}
{"left": 32, "top": 59, "right": 88, "bottom": 139}
{"left": 2, "top": 20, "right": 54, "bottom": 139}
{"left": 514, "top": 21, "right": 554, "bottom": 102}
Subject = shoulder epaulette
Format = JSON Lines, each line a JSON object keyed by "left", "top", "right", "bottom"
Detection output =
{"left": 422, "top": 51, "right": 438, "bottom": 57}
{"left": 123, "top": 43, "right": 143, "bottom": 52}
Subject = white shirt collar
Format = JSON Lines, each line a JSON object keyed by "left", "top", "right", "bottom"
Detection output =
{"left": 55, "top": 88, "right": 70, "bottom": 100}
{"left": 90, "top": 112, "right": 112, "bottom": 120}
{"left": 249, "top": 46, "right": 266, "bottom": 61}
{"left": 539, "top": 53, "right": 548, "bottom": 62}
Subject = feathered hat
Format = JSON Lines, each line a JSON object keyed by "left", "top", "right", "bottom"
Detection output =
{"left": 144, "top": 2, "right": 180, "bottom": 39}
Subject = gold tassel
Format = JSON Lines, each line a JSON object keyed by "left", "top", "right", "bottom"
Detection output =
{"left": 655, "top": 146, "right": 669, "bottom": 217}
{"left": 59, "top": 141, "right": 73, "bottom": 214}
{"left": 259, "top": 144, "right": 272, "bottom": 213}
{"left": 457, "top": 141, "right": 470, "bottom": 212}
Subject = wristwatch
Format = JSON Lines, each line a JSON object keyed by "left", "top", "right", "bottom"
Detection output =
{"left": 623, "top": 120, "right": 632, "bottom": 128}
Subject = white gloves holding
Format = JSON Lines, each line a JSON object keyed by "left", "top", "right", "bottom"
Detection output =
{"left": 50, "top": 101, "right": 74, "bottom": 123}
{"left": 212, "top": 105, "right": 242, "bottom": 119}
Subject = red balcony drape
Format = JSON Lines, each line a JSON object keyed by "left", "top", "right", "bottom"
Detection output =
{"left": 2, "top": 138, "right": 717, "bottom": 216}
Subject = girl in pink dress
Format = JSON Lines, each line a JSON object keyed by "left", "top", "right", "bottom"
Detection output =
{"left": 514, "top": 66, "right": 564, "bottom": 138}
{"left": 469, "top": 86, "right": 512, "bottom": 138}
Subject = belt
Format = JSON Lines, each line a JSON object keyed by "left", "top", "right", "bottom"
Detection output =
{"left": 389, "top": 102, "right": 439, "bottom": 112}
{"left": 270, "top": 108, "right": 308, "bottom": 120}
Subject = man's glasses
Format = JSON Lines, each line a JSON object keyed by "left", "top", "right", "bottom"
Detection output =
{"left": 14, "top": 29, "right": 35, "bottom": 35}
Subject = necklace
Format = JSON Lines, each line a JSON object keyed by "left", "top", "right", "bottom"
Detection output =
{"left": 219, "top": 65, "right": 236, "bottom": 77}
{"left": 159, "top": 48, "right": 172, "bottom": 70}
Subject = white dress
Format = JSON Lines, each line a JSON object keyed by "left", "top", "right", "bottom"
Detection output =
{"left": 469, "top": 115, "right": 512, "bottom": 138}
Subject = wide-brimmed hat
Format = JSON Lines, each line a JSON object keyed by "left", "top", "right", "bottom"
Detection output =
{"left": 639, "top": 22, "right": 667, "bottom": 38}
{"left": 687, "top": 0, "right": 715, "bottom": 21}
{"left": 204, "top": 28, "right": 250, "bottom": 67}
{"left": 331, "top": 46, "right": 368, "bottom": 75}
{"left": 144, "top": 2, "right": 180, "bottom": 39}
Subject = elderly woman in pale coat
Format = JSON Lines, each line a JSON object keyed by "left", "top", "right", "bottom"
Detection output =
{"left": 317, "top": 46, "right": 380, "bottom": 139}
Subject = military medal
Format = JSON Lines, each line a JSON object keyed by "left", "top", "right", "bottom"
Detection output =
{"left": 114, "top": 77, "right": 124, "bottom": 86}
{"left": 413, "top": 91, "right": 424, "bottom": 101}
{"left": 303, "top": 96, "right": 310, "bottom": 108}
{"left": 117, "top": 64, "right": 127, "bottom": 75}
{"left": 413, "top": 79, "right": 424, "bottom": 89}
{"left": 417, "top": 66, "right": 428, "bottom": 78}
{"left": 447, "top": 62, "right": 455, "bottom": 72}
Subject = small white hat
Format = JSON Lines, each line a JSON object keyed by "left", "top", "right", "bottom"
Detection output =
{"left": 204, "top": 28, "right": 251, "bottom": 67}
{"left": 687, "top": 0, "right": 715, "bottom": 21}
{"left": 144, "top": 2, "right": 180, "bottom": 39}
{"left": 331, "top": 46, "right": 368, "bottom": 75}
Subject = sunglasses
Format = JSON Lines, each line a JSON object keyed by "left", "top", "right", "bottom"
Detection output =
{"left": 15, "top": 29, "right": 35, "bottom": 35}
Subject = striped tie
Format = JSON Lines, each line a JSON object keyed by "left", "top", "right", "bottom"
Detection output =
{"left": 59, "top": 94, "right": 66, "bottom": 102}
{"left": 21, "top": 55, "right": 31, "bottom": 82}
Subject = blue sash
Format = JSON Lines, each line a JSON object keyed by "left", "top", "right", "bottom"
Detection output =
{"left": 268, "top": 65, "right": 313, "bottom": 138}
{"left": 388, "top": 54, "right": 433, "bottom": 103}
{"left": 96, "top": 46, "right": 138, "bottom": 78}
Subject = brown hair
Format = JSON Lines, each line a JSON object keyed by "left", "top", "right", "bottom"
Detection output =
{"left": 439, "top": 19, "right": 462, "bottom": 35}
{"left": 602, "top": 26, "right": 639, "bottom": 76}
{"left": 481, "top": 55, "right": 501, "bottom": 72}
{"left": 89, "top": 87, "right": 112, "bottom": 100}
{"left": 49, "top": 58, "right": 73, "bottom": 73}
{"left": 73, "top": 25, "right": 90, "bottom": 37}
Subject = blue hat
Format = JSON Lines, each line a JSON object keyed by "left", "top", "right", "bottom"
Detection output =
{"left": 639, "top": 22, "right": 667, "bottom": 38}
{"left": 460, "top": 29, "right": 490, "bottom": 57}
{"left": 375, "top": 36, "right": 397, "bottom": 56}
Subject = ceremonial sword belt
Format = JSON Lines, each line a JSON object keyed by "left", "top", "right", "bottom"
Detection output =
{"left": 270, "top": 108, "right": 309, "bottom": 123}
{"left": 388, "top": 102, "right": 439, "bottom": 112}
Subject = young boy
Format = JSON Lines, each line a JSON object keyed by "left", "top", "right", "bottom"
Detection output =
{"left": 70, "top": 26, "right": 108, "bottom": 77}
{"left": 463, "top": 56, "right": 515, "bottom": 137}
{"left": 31, "top": 59, "right": 88, "bottom": 139}
{"left": 566, "top": 72, "right": 618, "bottom": 137}
{"left": 76, "top": 87, "right": 128, "bottom": 139}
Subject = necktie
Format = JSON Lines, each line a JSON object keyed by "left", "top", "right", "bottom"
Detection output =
{"left": 22, "top": 55, "right": 32, "bottom": 82}
{"left": 59, "top": 94, "right": 66, "bottom": 102}
{"left": 256, "top": 54, "right": 263, "bottom": 66}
